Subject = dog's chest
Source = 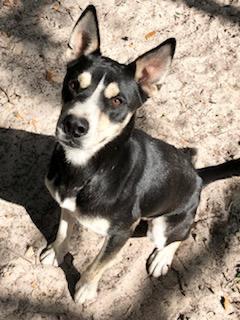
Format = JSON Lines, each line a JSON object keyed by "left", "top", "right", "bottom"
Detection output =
{"left": 45, "top": 176, "right": 110, "bottom": 236}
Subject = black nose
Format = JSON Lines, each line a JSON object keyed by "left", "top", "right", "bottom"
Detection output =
{"left": 61, "top": 115, "right": 89, "bottom": 138}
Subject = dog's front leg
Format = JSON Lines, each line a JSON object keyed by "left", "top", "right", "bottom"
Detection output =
{"left": 74, "top": 232, "right": 130, "bottom": 304}
{"left": 40, "top": 209, "right": 75, "bottom": 266}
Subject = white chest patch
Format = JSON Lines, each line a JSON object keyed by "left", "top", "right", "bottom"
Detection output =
{"left": 59, "top": 196, "right": 77, "bottom": 212}
{"left": 76, "top": 215, "right": 110, "bottom": 236}
{"left": 53, "top": 191, "right": 77, "bottom": 212}
{"left": 45, "top": 177, "right": 77, "bottom": 212}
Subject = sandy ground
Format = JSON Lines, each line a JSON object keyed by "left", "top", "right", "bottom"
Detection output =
{"left": 0, "top": 0, "right": 240, "bottom": 319}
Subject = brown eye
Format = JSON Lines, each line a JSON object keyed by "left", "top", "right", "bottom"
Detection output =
{"left": 111, "top": 97, "right": 123, "bottom": 107}
{"left": 68, "top": 79, "right": 79, "bottom": 92}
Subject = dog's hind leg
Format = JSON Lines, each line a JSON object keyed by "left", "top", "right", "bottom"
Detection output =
{"left": 146, "top": 205, "right": 197, "bottom": 277}
{"left": 40, "top": 209, "right": 75, "bottom": 266}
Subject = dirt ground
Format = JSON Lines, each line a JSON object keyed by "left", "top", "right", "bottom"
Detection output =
{"left": 0, "top": 0, "right": 240, "bottom": 319}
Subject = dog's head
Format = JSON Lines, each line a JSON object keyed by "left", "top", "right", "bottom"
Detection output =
{"left": 56, "top": 5, "right": 176, "bottom": 165}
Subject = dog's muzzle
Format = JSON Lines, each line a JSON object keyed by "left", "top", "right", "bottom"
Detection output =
{"left": 56, "top": 114, "right": 89, "bottom": 147}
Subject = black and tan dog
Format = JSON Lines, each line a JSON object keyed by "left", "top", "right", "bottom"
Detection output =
{"left": 40, "top": 5, "right": 240, "bottom": 303}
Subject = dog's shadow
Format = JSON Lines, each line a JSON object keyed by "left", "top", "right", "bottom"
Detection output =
{"left": 0, "top": 127, "right": 80, "bottom": 296}
{"left": 0, "top": 127, "right": 56, "bottom": 240}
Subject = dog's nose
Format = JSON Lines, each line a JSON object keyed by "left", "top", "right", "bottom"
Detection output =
{"left": 61, "top": 115, "right": 89, "bottom": 138}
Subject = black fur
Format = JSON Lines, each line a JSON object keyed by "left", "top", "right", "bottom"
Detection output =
{"left": 197, "top": 158, "right": 240, "bottom": 186}
{"left": 41, "top": 5, "right": 240, "bottom": 302}
{"left": 48, "top": 124, "right": 201, "bottom": 236}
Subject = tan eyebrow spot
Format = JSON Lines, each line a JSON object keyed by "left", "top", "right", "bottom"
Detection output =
{"left": 78, "top": 72, "right": 92, "bottom": 89}
{"left": 104, "top": 82, "right": 120, "bottom": 99}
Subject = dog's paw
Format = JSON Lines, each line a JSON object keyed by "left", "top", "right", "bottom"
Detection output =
{"left": 74, "top": 280, "right": 98, "bottom": 304}
{"left": 146, "top": 248, "right": 173, "bottom": 277}
{"left": 39, "top": 245, "right": 59, "bottom": 266}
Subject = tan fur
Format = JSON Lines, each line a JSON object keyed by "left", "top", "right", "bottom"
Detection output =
{"left": 104, "top": 82, "right": 120, "bottom": 99}
{"left": 78, "top": 72, "right": 92, "bottom": 89}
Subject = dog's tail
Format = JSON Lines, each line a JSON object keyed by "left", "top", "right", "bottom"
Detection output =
{"left": 197, "top": 158, "right": 240, "bottom": 186}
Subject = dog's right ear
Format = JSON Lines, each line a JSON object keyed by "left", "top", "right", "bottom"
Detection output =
{"left": 66, "top": 5, "right": 100, "bottom": 63}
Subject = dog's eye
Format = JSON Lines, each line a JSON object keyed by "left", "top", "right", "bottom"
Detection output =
{"left": 111, "top": 97, "right": 123, "bottom": 107}
{"left": 68, "top": 79, "right": 79, "bottom": 92}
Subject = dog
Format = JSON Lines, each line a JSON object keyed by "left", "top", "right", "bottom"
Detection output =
{"left": 40, "top": 5, "right": 240, "bottom": 303}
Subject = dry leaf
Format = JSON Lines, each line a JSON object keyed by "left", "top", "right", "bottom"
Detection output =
{"left": 0, "top": 31, "right": 10, "bottom": 38}
{"left": 145, "top": 31, "right": 157, "bottom": 40}
{"left": 31, "top": 281, "right": 38, "bottom": 289}
{"left": 52, "top": 2, "right": 61, "bottom": 12}
{"left": 24, "top": 246, "right": 34, "bottom": 259}
{"left": 45, "top": 69, "right": 61, "bottom": 84}
{"left": 14, "top": 111, "right": 24, "bottom": 121}
{"left": 3, "top": 0, "right": 13, "bottom": 7}
{"left": 3, "top": 0, "right": 20, "bottom": 7}
{"left": 46, "top": 69, "right": 56, "bottom": 83}
{"left": 29, "top": 119, "right": 38, "bottom": 131}
{"left": 220, "top": 296, "right": 231, "bottom": 311}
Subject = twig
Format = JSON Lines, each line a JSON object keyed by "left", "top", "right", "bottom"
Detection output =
{"left": 65, "top": 7, "right": 74, "bottom": 21}
{"left": 172, "top": 267, "right": 186, "bottom": 296}
{"left": 0, "top": 86, "right": 10, "bottom": 102}
{"left": 6, "top": 247, "right": 33, "bottom": 264}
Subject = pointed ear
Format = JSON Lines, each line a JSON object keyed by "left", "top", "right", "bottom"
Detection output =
{"left": 131, "top": 38, "right": 176, "bottom": 97}
{"left": 66, "top": 5, "right": 100, "bottom": 63}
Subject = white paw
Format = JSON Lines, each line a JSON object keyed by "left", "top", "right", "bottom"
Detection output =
{"left": 74, "top": 280, "right": 98, "bottom": 304}
{"left": 40, "top": 245, "right": 59, "bottom": 267}
{"left": 147, "top": 248, "right": 174, "bottom": 277}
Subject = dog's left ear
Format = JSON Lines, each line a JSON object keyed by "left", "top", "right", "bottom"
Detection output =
{"left": 66, "top": 5, "right": 100, "bottom": 63}
{"left": 130, "top": 38, "right": 176, "bottom": 96}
